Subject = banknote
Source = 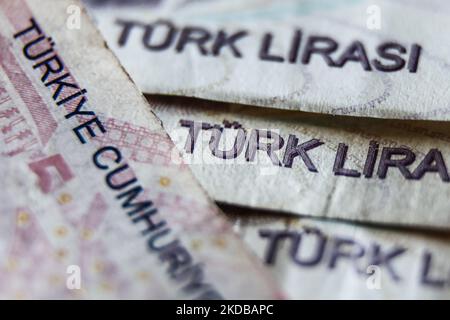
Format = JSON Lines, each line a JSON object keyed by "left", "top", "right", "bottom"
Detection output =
{"left": 149, "top": 95, "right": 450, "bottom": 229}
{"left": 0, "top": 0, "right": 281, "bottom": 299}
{"left": 222, "top": 204, "right": 450, "bottom": 299}
{"left": 85, "top": 0, "right": 450, "bottom": 121}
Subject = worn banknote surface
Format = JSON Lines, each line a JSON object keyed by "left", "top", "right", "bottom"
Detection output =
{"left": 222, "top": 205, "right": 450, "bottom": 299}
{"left": 150, "top": 95, "right": 450, "bottom": 229}
{"left": 0, "top": 0, "right": 281, "bottom": 299}
{"left": 85, "top": 0, "right": 450, "bottom": 120}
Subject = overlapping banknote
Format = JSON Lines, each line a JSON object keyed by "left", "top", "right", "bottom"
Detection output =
{"left": 86, "top": 0, "right": 450, "bottom": 120}
{"left": 81, "top": 0, "right": 450, "bottom": 299}
{"left": 224, "top": 204, "right": 450, "bottom": 299}
{"left": 0, "top": 0, "right": 281, "bottom": 299}
{"left": 1, "top": 0, "right": 450, "bottom": 300}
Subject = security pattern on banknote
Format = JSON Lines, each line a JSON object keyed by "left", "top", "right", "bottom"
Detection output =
{"left": 0, "top": 0, "right": 280, "bottom": 299}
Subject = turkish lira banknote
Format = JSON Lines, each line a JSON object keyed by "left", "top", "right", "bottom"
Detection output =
{"left": 222, "top": 204, "right": 450, "bottom": 299}
{"left": 150, "top": 95, "right": 450, "bottom": 229}
{"left": 0, "top": 0, "right": 281, "bottom": 299}
{"left": 86, "top": 0, "right": 450, "bottom": 120}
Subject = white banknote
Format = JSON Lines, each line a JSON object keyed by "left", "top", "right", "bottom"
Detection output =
{"left": 224, "top": 206, "right": 450, "bottom": 299}
{"left": 150, "top": 95, "right": 450, "bottom": 229}
{"left": 0, "top": 0, "right": 281, "bottom": 299}
{"left": 86, "top": 0, "right": 450, "bottom": 120}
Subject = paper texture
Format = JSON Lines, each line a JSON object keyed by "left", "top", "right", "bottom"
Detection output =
{"left": 0, "top": 0, "right": 280, "bottom": 299}
{"left": 87, "top": 0, "right": 450, "bottom": 120}
{"left": 224, "top": 206, "right": 450, "bottom": 299}
{"left": 150, "top": 95, "right": 450, "bottom": 229}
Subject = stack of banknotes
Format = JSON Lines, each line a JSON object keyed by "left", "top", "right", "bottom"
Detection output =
{"left": 0, "top": 0, "right": 449, "bottom": 299}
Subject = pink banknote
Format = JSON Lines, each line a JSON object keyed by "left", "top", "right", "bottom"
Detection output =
{"left": 0, "top": 0, "right": 281, "bottom": 299}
